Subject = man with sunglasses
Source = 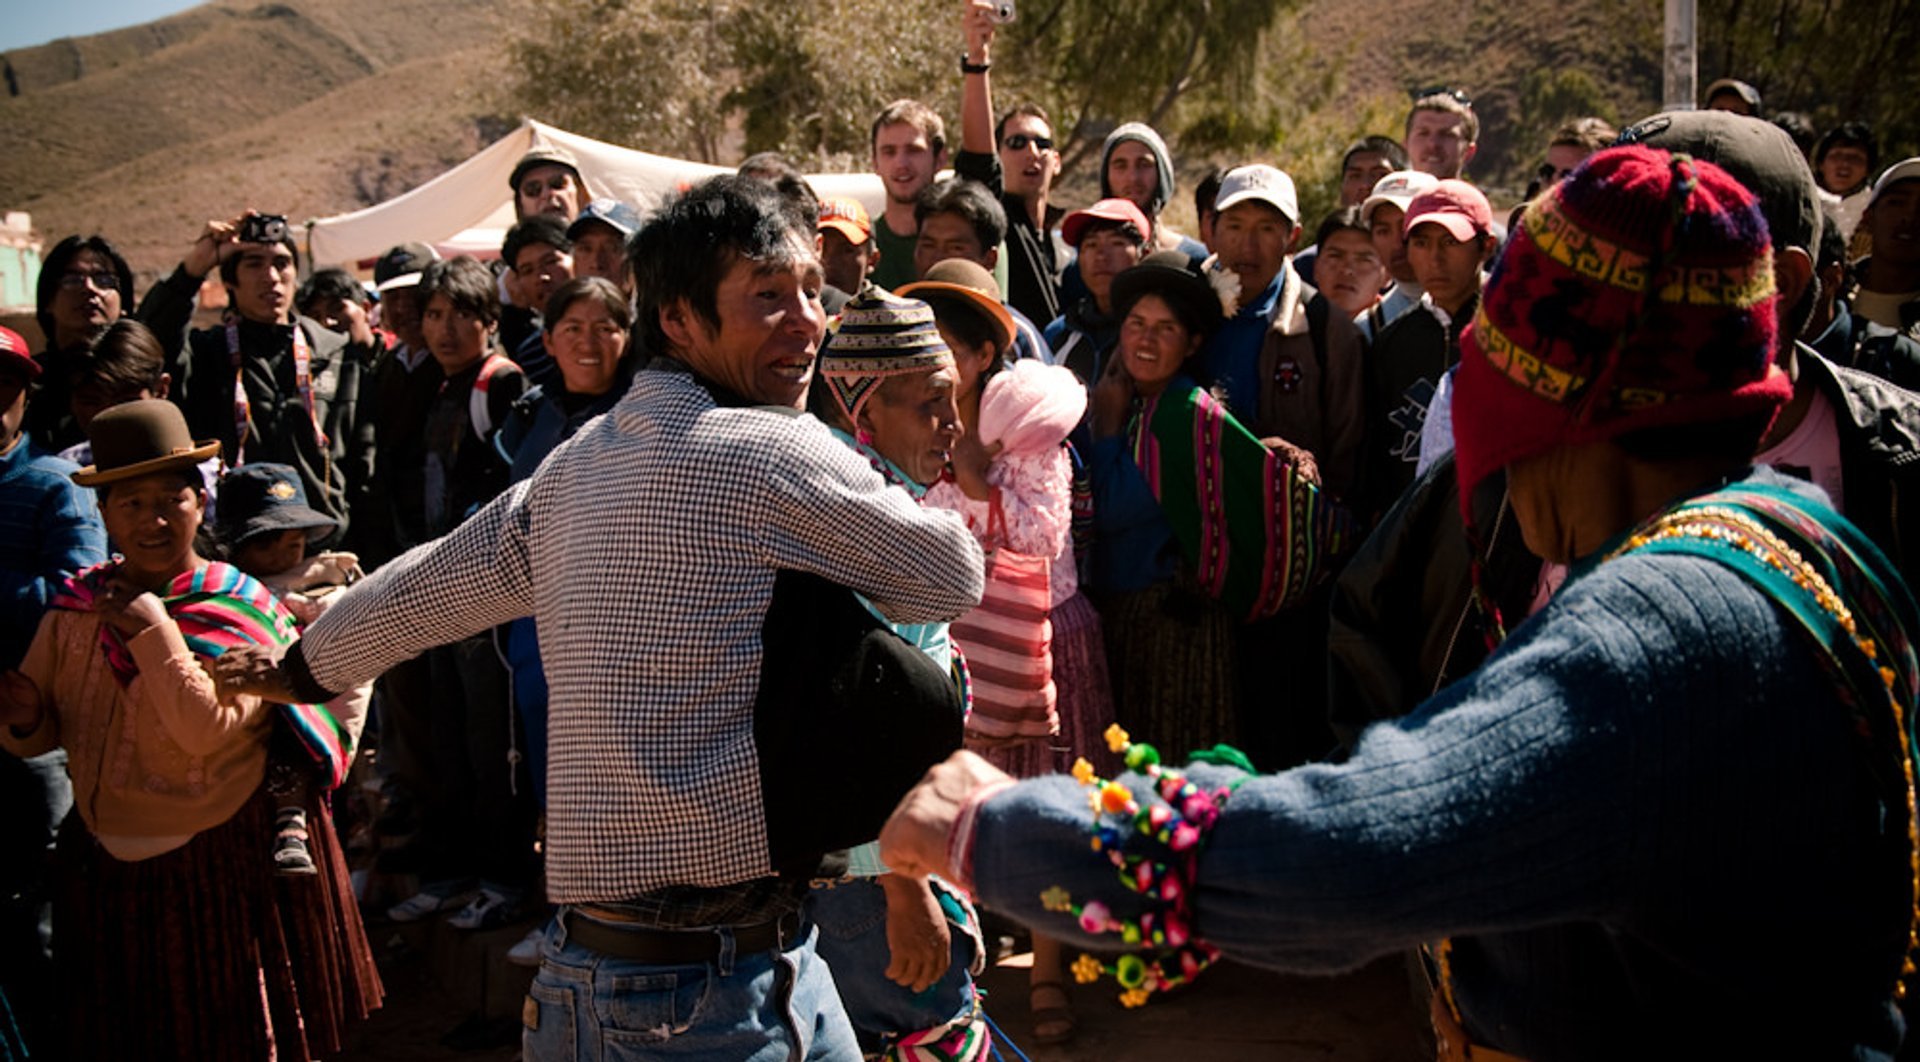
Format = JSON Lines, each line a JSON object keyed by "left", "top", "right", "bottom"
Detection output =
{"left": 1522, "top": 117, "right": 1616, "bottom": 203}
{"left": 956, "top": 0, "right": 1064, "bottom": 327}
{"left": 1405, "top": 88, "right": 1478, "bottom": 180}
{"left": 510, "top": 146, "right": 583, "bottom": 224}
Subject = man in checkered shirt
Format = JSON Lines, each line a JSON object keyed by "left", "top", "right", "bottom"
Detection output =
{"left": 230, "top": 175, "right": 984, "bottom": 1059}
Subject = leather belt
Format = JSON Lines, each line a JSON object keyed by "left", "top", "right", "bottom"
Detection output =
{"left": 560, "top": 907, "right": 804, "bottom": 965}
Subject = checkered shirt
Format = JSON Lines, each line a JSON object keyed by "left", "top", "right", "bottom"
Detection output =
{"left": 296, "top": 365, "right": 984, "bottom": 902}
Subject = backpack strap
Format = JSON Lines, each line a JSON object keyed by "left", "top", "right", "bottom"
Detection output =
{"left": 468, "top": 354, "right": 516, "bottom": 440}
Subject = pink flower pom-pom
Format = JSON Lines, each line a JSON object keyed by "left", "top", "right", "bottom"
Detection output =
{"left": 1078, "top": 900, "right": 1112, "bottom": 934}
{"left": 1170, "top": 822, "right": 1201, "bottom": 851}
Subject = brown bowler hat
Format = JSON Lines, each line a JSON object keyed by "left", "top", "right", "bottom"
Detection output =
{"left": 897, "top": 258, "right": 1018, "bottom": 355}
{"left": 70, "top": 399, "right": 220, "bottom": 487}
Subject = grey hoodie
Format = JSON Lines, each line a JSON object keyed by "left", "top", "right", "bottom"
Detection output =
{"left": 1099, "top": 122, "right": 1176, "bottom": 217}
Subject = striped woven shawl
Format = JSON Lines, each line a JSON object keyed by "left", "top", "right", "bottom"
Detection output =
{"left": 51, "top": 560, "right": 351, "bottom": 788}
{"left": 1129, "top": 383, "right": 1356, "bottom": 621}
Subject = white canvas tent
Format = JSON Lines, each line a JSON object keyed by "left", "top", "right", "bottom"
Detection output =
{"left": 305, "top": 120, "right": 886, "bottom": 269}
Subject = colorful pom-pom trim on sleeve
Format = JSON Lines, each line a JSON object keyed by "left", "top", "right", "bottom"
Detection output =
{"left": 1041, "top": 724, "right": 1250, "bottom": 1007}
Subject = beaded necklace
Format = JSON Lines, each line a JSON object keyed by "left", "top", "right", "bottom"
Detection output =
{"left": 1043, "top": 724, "right": 1252, "bottom": 1007}
{"left": 1605, "top": 501, "right": 1919, "bottom": 1000}
{"left": 1434, "top": 488, "right": 1920, "bottom": 1031}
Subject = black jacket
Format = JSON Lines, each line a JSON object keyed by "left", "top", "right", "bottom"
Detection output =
{"left": 1358, "top": 295, "right": 1474, "bottom": 526}
{"left": 954, "top": 148, "right": 1063, "bottom": 328}
{"left": 1326, "top": 345, "right": 1920, "bottom": 754}
{"left": 137, "top": 266, "right": 375, "bottom": 545}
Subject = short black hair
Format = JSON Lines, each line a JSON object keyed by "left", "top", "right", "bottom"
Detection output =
{"left": 1770, "top": 111, "right": 1818, "bottom": 155}
{"left": 502, "top": 215, "right": 573, "bottom": 269}
{"left": 37, "top": 235, "right": 135, "bottom": 346}
{"left": 216, "top": 232, "right": 299, "bottom": 287}
{"left": 544, "top": 276, "right": 634, "bottom": 332}
{"left": 1813, "top": 121, "right": 1879, "bottom": 179}
{"left": 738, "top": 152, "right": 822, "bottom": 237}
{"left": 1313, "top": 206, "right": 1371, "bottom": 249}
{"left": 67, "top": 319, "right": 166, "bottom": 398}
{"left": 418, "top": 256, "right": 501, "bottom": 326}
{"left": 1342, "top": 135, "right": 1408, "bottom": 173}
{"left": 629, "top": 174, "right": 812, "bottom": 358}
{"left": 993, "top": 102, "right": 1052, "bottom": 148}
{"left": 296, "top": 268, "right": 366, "bottom": 317}
{"left": 1194, "top": 168, "right": 1224, "bottom": 225}
{"left": 914, "top": 178, "right": 1007, "bottom": 252}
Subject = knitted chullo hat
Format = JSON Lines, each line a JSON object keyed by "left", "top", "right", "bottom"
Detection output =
{"left": 1451, "top": 145, "right": 1791, "bottom": 514}
{"left": 818, "top": 287, "right": 953, "bottom": 423}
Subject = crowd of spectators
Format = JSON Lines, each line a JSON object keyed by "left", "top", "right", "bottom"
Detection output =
{"left": 3, "top": 1, "right": 1919, "bottom": 1058}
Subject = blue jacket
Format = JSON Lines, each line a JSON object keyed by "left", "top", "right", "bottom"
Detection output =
{"left": 0, "top": 439, "right": 107, "bottom": 669}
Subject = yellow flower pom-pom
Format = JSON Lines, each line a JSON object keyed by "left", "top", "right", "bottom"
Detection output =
{"left": 1071, "top": 758, "right": 1096, "bottom": 785}
{"left": 1040, "top": 886, "right": 1073, "bottom": 913}
{"left": 1104, "top": 724, "right": 1131, "bottom": 754}
{"left": 1119, "top": 986, "right": 1152, "bottom": 1009}
{"left": 1072, "top": 954, "right": 1104, "bottom": 985}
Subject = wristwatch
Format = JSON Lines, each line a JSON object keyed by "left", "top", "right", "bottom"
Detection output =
{"left": 961, "top": 54, "right": 991, "bottom": 74}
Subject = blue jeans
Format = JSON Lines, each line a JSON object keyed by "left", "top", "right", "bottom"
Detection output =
{"left": 522, "top": 908, "right": 862, "bottom": 1061}
{"left": 806, "top": 877, "right": 979, "bottom": 1048}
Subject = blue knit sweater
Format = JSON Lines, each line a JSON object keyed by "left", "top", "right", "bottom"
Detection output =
{"left": 972, "top": 478, "right": 1909, "bottom": 1059}
{"left": 0, "top": 438, "right": 106, "bottom": 670}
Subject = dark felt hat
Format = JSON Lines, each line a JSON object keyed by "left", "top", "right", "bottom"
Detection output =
{"left": 216, "top": 462, "right": 337, "bottom": 546}
{"left": 510, "top": 145, "right": 583, "bottom": 194}
{"left": 1110, "top": 251, "right": 1225, "bottom": 338}
{"left": 70, "top": 399, "right": 219, "bottom": 487}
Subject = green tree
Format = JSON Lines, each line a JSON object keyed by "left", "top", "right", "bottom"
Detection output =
{"left": 992, "top": 0, "right": 1303, "bottom": 174}
{"left": 502, "top": 0, "right": 735, "bottom": 163}
{"left": 1701, "top": 0, "right": 1919, "bottom": 163}
{"left": 499, "top": 0, "right": 1302, "bottom": 171}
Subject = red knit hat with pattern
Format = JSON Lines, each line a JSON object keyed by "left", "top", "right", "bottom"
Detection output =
{"left": 1451, "top": 145, "right": 1790, "bottom": 515}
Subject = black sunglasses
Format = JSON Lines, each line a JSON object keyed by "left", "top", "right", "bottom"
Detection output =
{"left": 1003, "top": 133, "right": 1054, "bottom": 151}
{"left": 1409, "top": 85, "right": 1473, "bottom": 108}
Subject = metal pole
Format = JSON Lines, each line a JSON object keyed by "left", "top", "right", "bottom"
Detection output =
{"left": 1664, "top": 0, "right": 1698, "bottom": 111}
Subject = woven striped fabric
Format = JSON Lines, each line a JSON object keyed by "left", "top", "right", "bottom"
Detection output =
{"left": 1130, "top": 382, "right": 1356, "bottom": 621}
{"left": 52, "top": 561, "right": 351, "bottom": 788}
{"left": 951, "top": 550, "right": 1056, "bottom": 742}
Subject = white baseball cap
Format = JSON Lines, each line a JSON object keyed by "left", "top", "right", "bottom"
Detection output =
{"left": 1214, "top": 164, "right": 1300, "bottom": 225}
{"left": 1360, "top": 170, "right": 1442, "bottom": 227}
{"left": 1869, "top": 157, "right": 1920, "bottom": 208}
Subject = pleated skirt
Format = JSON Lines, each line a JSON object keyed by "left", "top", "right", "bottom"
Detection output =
{"left": 1096, "top": 576, "right": 1239, "bottom": 766}
{"left": 55, "top": 787, "right": 383, "bottom": 1060}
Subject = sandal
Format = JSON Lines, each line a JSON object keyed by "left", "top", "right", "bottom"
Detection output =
{"left": 273, "top": 808, "right": 318, "bottom": 876}
{"left": 1028, "top": 979, "right": 1076, "bottom": 1045}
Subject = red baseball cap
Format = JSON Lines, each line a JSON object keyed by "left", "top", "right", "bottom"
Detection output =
{"left": 0, "top": 326, "right": 39, "bottom": 378}
{"left": 1403, "top": 180, "right": 1494, "bottom": 242}
{"left": 1062, "top": 198, "right": 1152, "bottom": 248}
